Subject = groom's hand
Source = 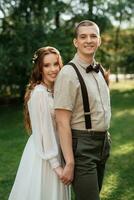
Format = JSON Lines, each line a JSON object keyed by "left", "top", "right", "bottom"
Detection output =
{"left": 60, "top": 163, "right": 74, "bottom": 185}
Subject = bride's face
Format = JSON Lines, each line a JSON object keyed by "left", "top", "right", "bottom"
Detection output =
{"left": 42, "top": 53, "right": 60, "bottom": 86}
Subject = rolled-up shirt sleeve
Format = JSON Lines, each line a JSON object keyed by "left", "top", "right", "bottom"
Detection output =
{"left": 54, "top": 66, "right": 78, "bottom": 111}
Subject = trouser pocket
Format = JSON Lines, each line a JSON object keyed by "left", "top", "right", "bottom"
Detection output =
{"left": 101, "top": 132, "right": 111, "bottom": 162}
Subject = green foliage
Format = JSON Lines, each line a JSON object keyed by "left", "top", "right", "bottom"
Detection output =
{"left": 108, "top": 0, "right": 134, "bottom": 22}
{"left": 0, "top": 0, "right": 133, "bottom": 97}
{"left": 97, "top": 28, "right": 134, "bottom": 72}
{"left": 101, "top": 81, "right": 134, "bottom": 200}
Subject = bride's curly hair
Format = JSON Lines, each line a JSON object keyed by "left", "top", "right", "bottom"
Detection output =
{"left": 24, "top": 46, "right": 63, "bottom": 133}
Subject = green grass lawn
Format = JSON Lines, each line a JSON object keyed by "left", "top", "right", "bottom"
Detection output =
{"left": 0, "top": 80, "right": 134, "bottom": 200}
{"left": 101, "top": 80, "right": 134, "bottom": 200}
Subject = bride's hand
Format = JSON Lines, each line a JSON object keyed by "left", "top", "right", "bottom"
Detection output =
{"left": 54, "top": 166, "right": 63, "bottom": 179}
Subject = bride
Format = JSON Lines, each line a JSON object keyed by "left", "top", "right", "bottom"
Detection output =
{"left": 8, "top": 46, "right": 70, "bottom": 200}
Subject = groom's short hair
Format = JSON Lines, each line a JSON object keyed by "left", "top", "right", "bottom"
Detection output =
{"left": 74, "top": 20, "right": 100, "bottom": 38}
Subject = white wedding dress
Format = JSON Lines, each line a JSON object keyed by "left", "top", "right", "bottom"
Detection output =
{"left": 8, "top": 84, "right": 70, "bottom": 200}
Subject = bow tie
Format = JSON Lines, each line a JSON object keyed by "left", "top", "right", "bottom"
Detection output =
{"left": 86, "top": 64, "right": 100, "bottom": 73}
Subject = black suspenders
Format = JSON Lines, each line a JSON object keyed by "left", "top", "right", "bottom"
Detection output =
{"left": 68, "top": 62, "right": 92, "bottom": 129}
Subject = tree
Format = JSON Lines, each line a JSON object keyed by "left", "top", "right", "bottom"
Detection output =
{"left": 0, "top": 0, "right": 134, "bottom": 100}
{"left": 0, "top": 0, "right": 72, "bottom": 98}
{"left": 107, "top": 0, "right": 134, "bottom": 81}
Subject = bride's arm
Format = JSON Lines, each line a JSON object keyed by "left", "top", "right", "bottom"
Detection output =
{"left": 29, "top": 88, "right": 60, "bottom": 169}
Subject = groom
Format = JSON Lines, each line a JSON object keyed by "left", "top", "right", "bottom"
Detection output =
{"left": 54, "top": 20, "right": 111, "bottom": 200}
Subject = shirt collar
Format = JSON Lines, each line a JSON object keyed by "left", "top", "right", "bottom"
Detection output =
{"left": 73, "top": 53, "right": 97, "bottom": 70}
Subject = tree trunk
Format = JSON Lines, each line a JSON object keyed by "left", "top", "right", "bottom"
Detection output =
{"left": 54, "top": 0, "right": 60, "bottom": 28}
{"left": 55, "top": 10, "right": 60, "bottom": 28}
{"left": 114, "top": 11, "right": 123, "bottom": 82}
{"left": 88, "top": 0, "right": 94, "bottom": 19}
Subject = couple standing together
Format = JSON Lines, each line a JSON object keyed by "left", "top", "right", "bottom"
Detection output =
{"left": 9, "top": 20, "right": 111, "bottom": 200}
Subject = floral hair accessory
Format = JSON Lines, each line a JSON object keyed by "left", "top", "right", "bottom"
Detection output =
{"left": 32, "top": 53, "right": 38, "bottom": 64}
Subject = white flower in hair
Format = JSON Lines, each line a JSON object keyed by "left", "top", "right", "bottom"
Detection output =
{"left": 32, "top": 53, "right": 38, "bottom": 63}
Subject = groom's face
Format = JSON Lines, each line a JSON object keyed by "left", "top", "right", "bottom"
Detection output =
{"left": 73, "top": 25, "right": 101, "bottom": 57}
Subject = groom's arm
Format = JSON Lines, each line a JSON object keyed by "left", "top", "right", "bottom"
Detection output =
{"left": 55, "top": 109, "right": 74, "bottom": 185}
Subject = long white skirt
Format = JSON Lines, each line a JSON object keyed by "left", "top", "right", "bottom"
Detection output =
{"left": 8, "top": 135, "right": 70, "bottom": 200}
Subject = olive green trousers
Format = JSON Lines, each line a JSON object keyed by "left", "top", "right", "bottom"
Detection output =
{"left": 72, "top": 130, "right": 111, "bottom": 200}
